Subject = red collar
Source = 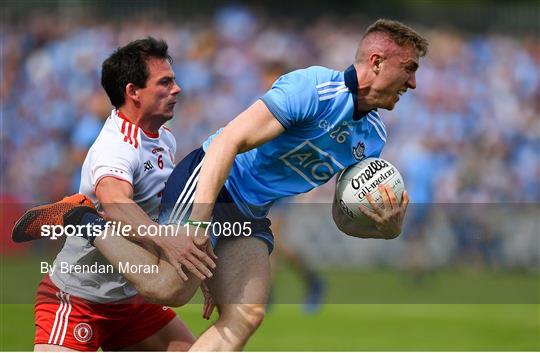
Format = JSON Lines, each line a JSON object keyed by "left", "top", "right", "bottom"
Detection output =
{"left": 117, "top": 110, "right": 159, "bottom": 138}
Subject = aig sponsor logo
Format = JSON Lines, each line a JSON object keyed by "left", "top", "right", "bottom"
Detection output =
{"left": 279, "top": 141, "right": 344, "bottom": 187}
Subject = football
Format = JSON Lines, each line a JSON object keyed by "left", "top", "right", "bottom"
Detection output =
{"left": 335, "top": 158, "right": 405, "bottom": 224}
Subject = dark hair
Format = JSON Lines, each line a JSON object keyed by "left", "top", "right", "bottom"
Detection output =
{"left": 362, "top": 19, "right": 429, "bottom": 57}
{"left": 101, "top": 37, "right": 172, "bottom": 108}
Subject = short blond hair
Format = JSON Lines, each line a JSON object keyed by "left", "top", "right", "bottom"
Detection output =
{"left": 355, "top": 19, "right": 428, "bottom": 62}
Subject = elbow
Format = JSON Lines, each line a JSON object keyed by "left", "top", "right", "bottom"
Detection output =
{"left": 138, "top": 276, "right": 191, "bottom": 307}
{"left": 211, "top": 130, "right": 243, "bottom": 154}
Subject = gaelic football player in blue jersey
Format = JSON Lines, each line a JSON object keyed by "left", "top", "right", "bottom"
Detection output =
{"left": 160, "top": 18, "right": 427, "bottom": 350}
{"left": 14, "top": 19, "right": 428, "bottom": 351}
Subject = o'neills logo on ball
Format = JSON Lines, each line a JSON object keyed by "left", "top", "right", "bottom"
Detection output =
{"left": 351, "top": 160, "right": 389, "bottom": 190}
{"left": 73, "top": 323, "right": 93, "bottom": 343}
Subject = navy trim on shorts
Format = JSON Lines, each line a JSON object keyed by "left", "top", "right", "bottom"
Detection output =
{"left": 159, "top": 147, "right": 274, "bottom": 253}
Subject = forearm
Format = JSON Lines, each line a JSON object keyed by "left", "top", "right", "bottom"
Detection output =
{"left": 100, "top": 197, "right": 159, "bottom": 245}
{"left": 94, "top": 231, "right": 200, "bottom": 306}
{"left": 95, "top": 176, "right": 217, "bottom": 283}
{"left": 189, "top": 100, "right": 284, "bottom": 222}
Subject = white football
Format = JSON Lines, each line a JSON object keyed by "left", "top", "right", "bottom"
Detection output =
{"left": 335, "top": 158, "right": 405, "bottom": 224}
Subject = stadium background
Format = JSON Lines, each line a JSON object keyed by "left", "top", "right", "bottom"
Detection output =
{"left": 1, "top": 0, "right": 538, "bottom": 350}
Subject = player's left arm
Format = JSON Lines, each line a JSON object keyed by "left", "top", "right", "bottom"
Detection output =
{"left": 333, "top": 184, "right": 409, "bottom": 239}
{"left": 189, "top": 99, "right": 285, "bottom": 224}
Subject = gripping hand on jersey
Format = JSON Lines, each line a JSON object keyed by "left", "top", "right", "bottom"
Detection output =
{"left": 358, "top": 185, "right": 409, "bottom": 239}
{"left": 96, "top": 177, "right": 217, "bottom": 282}
{"left": 154, "top": 225, "right": 217, "bottom": 281}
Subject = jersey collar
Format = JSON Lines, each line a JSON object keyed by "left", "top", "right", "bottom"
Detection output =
{"left": 117, "top": 110, "right": 159, "bottom": 138}
{"left": 344, "top": 64, "right": 363, "bottom": 121}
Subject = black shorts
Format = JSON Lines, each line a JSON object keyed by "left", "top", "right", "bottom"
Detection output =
{"left": 159, "top": 147, "right": 274, "bottom": 253}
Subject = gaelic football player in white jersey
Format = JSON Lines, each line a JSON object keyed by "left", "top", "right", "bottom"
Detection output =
{"left": 19, "top": 37, "right": 215, "bottom": 351}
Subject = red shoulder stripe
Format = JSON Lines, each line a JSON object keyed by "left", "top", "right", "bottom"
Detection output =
{"left": 121, "top": 119, "right": 127, "bottom": 135}
{"left": 118, "top": 112, "right": 141, "bottom": 148}
{"left": 132, "top": 126, "right": 139, "bottom": 148}
{"left": 124, "top": 122, "right": 132, "bottom": 145}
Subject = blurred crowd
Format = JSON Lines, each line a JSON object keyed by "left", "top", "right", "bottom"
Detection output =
{"left": 1, "top": 6, "right": 538, "bottom": 264}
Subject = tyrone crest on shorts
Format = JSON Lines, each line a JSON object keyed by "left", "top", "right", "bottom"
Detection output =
{"left": 352, "top": 141, "right": 366, "bottom": 161}
{"left": 73, "top": 323, "right": 93, "bottom": 343}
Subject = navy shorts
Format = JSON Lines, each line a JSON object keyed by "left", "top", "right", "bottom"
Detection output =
{"left": 159, "top": 147, "right": 274, "bottom": 253}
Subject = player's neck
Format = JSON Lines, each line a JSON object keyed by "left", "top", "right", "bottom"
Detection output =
{"left": 355, "top": 64, "right": 378, "bottom": 115}
{"left": 117, "top": 107, "right": 161, "bottom": 135}
{"left": 356, "top": 91, "right": 378, "bottom": 115}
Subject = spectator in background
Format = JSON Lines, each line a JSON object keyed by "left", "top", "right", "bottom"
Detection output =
{"left": 2, "top": 6, "right": 538, "bottom": 268}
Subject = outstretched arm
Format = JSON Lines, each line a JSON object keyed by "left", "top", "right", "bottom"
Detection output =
{"left": 88, "top": 177, "right": 207, "bottom": 305}
{"left": 95, "top": 177, "right": 216, "bottom": 281}
{"left": 93, "top": 230, "right": 200, "bottom": 307}
{"left": 187, "top": 100, "right": 284, "bottom": 229}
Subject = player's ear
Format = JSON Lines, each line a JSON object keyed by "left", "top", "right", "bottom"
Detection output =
{"left": 369, "top": 53, "right": 384, "bottom": 74}
{"left": 125, "top": 83, "right": 140, "bottom": 103}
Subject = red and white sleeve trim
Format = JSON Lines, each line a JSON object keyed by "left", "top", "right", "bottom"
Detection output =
{"left": 94, "top": 174, "right": 133, "bottom": 193}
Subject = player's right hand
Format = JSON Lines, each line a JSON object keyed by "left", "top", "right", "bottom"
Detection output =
{"left": 358, "top": 185, "right": 409, "bottom": 239}
{"left": 154, "top": 225, "right": 216, "bottom": 281}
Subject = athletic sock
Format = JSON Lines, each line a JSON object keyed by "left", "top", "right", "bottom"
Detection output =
{"left": 64, "top": 207, "right": 107, "bottom": 246}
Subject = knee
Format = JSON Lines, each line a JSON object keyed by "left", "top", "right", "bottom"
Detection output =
{"left": 221, "top": 304, "right": 266, "bottom": 336}
{"left": 139, "top": 276, "right": 196, "bottom": 307}
{"left": 239, "top": 304, "right": 266, "bottom": 334}
{"left": 138, "top": 283, "right": 177, "bottom": 306}
{"left": 246, "top": 306, "right": 265, "bottom": 332}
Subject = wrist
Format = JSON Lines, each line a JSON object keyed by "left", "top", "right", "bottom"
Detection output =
{"left": 185, "top": 219, "right": 209, "bottom": 229}
{"left": 189, "top": 204, "right": 214, "bottom": 223}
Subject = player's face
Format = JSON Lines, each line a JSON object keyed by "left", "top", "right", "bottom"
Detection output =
{"left": 139, "top": 58, "right": 181, "bottom": 120}
{"left": 371, "top": 45, "right": 419, "bottom": 110}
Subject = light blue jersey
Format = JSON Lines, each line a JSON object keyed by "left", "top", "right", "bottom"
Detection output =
{"left": 202, "top": 65, "right": 387, "bottom": 218}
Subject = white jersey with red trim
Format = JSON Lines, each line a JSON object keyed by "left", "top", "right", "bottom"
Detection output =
{"left": 50, "top": 109, "right": 176, "bottom": 303}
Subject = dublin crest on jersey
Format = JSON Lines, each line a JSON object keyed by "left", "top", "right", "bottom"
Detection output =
{"left": 352, "top": 142, "right": 366, "bottom": 161}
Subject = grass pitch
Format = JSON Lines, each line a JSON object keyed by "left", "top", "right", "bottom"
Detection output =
{"left": 1, "top": 303, "right": 538, "bottom": 351}
{"left": 1, "top": 255, "right": 538, "bottom": 351}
